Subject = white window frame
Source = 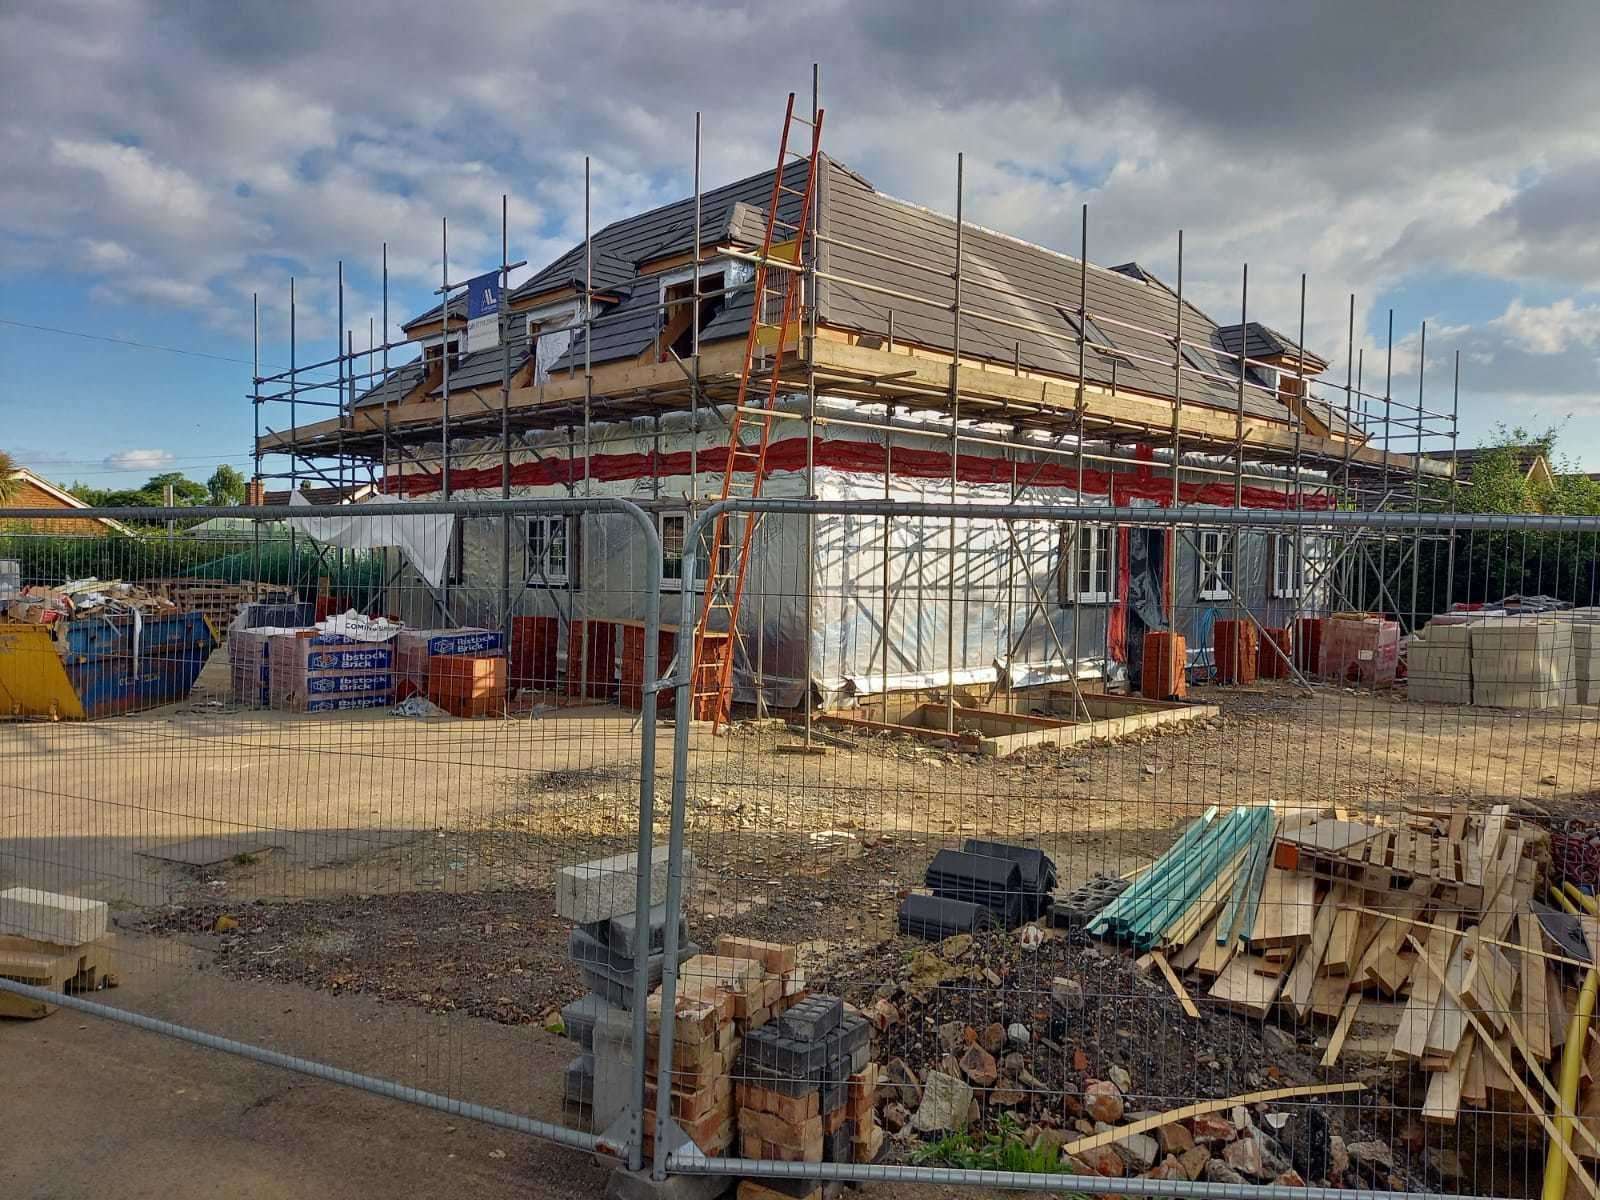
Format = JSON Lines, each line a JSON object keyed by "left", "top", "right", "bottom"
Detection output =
{"left": 1061, "top": 524, "right": 1114, "bottom": 605}
{"left": 1272, "top": 532, "right": 1329, "bottom": 602}
{"left": 1197, "top": 528, "right": 1235, "bottom": 601}
{"left": 524, "top": 301, "right": 579, "bottom": 385}
{"left": 526, "top": 514, "right": 572, "bottom": 587}
{"left": 658, "top": 510, "right": 736, "bottom": 591}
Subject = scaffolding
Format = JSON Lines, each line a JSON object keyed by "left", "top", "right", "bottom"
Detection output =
{"left": 250, "top": 71, "right": 1462, "bottom": 728}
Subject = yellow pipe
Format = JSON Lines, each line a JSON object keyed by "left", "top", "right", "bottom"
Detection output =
{"left": 1553, "top": 887, "right": 1581, "bottom": 915}
{"left": 1544, "top": 883, "right": 1598, "bottom": 1200}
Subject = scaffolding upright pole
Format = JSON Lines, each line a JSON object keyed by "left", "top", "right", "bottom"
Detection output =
{"left": 1292, "top": 275, "right": 1307, "bottom": 623}
{"left": 442, "top": 218, "right": 452, "bottom": 500}
{"left": 1446, "top": 350, "right": 1461, "bottom": 608}
{"left": 251, "top": 292, "right": 261, "bottom": 600}
{"left": 944, "top": 152, "right": 964, "bottom": 734}
{"left": 578, "top": 157, "right": 593, "bottom": 703}
{"left": 1169, "top": 230, "right": 1184, "bottom": 630}
{"left": 691, "top": 114, "right": 702, "bottom": 508}
{"left": 1378, "top": 308, "right": 1394, "bottom": 614}
{"left": 500, "top": 194, "right": 513, "bottom": 635}
{"left": 1411, "top": 320, "right": 1426, "bottom": 628}
{"left": 1072, "top": 205, "right": 1087, "bottom": 691}
{"left": 288, "top": 276, "right": 298, "bottom": 585}
{"left": 803, "top": 64, "right": 820, "bottom": 744}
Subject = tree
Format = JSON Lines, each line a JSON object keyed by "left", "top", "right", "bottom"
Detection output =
{"left": 142, "top": 472, "right": 208, "bottom": 506}
{"left": 206, "top": 464, "right": 247, "bottom": 506}
{"left": 0, "top": 449, "right": 17, "bottom": 504}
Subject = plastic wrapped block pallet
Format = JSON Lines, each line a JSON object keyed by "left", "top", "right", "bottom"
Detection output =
{"left": 1471, "top": 616, "right": 1573, "bottom": 709}
{"left": 395, "top": 627, "right": 503, "bottom": 692}
{"left": 269, "top": 633, "right": 394, "bottom": 710}
{"left": 0, "top": 887, "right": 108, "bottom": 945}
{"left": 1408, "top": 622, "right": 1473, "bottom": 705}
{"left": 1321, "top": 614, "right": 1399, "bottom": 687}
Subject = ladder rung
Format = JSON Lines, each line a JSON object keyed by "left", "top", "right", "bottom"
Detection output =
{"left": 777, "top": 185, "right": 807, "bottom": 197}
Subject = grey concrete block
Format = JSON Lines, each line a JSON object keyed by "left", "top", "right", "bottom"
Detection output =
{"left": 585, "top": 903, "right": 686, "bottom": 961}
{"left": 778, "top": 994, "right": 842, "bottom": 1043}
{"left": 565, "top": 1052, "right": 596, "bottom": 1105}
{"left": 557, "top": 846, "right": 695, "bottom": 924}
{"left": 0, "top": 887, "right": 108, "bottom": 945}
{"left": 563, "top": 994, "right": 612, "bottom": 1050}
{"left": 592, "top": 1008, "right": 638, "bottom": 1133}
{"left": 605, "top": 1166, "right": 730, "bottom": 1200}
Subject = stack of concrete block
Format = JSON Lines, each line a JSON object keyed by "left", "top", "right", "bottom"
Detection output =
{"left": 394, "top": 627, "right": 504, "bottom": 699}
{"left": 0, "top": 887, "right": 118, "bottom": 1019}
{"left": 1573, "top": 616, "right": 1600, "bottom": 705}
{"left": 733, "top": 992, "right": 878, "bottom": 1184}
{"left": 1470, "top": 616, "right": 1573, "bottom": 709}
{"left": 554, "top": 847, "right": 696, "bottom": 1123}
{"left": 1408, "top": 620, "right": 1475, "bottom": 705}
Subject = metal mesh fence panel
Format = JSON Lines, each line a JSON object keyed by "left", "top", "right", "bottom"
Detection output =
{"left": 649, "top": 501, "right": 1600, "bottom": 1200}
{"left": 0, "top": 498, "right": 666, "bottom": 1168}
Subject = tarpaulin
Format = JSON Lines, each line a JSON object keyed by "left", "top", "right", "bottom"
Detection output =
{"left": 286, "top": 493, "right": 456, "bottom": 590}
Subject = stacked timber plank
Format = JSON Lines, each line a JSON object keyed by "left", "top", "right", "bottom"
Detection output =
{"left": 0, "top": 887, "right": 119, "bottom": 1019}
{"left": 1091, "top": 802, "right": 1600, "bottom": 1143}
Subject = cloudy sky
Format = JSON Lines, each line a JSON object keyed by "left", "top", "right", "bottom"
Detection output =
{"left": 3, "top": 0, "right": 1599, "bottom": 486}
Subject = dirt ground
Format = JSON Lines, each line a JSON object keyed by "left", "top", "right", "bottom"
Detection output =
{"left": 2, "top": 675, "right": 1596, "bottom": 1195}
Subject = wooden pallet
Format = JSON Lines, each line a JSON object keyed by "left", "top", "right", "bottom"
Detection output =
{"left": 0, "top": 934, "right": 118, "bottom": 1019}
{"left": 1274, "top": 819, "right": 1484, "bottom": 909}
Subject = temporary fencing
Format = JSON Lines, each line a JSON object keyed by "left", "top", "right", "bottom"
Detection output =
{"left": 5, "top": 497, "right": 1600, "bottom": 1200}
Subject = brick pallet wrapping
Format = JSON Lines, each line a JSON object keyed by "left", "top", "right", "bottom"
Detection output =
{"left": 1470, "top": 616, "right": 1573, "bottom": 709}
{"left": 509, "top": 615, "right": 560, "bottom": 691}
{"left": 426, "top": 654, "right": 507, "bottom": 718}
{"left": 1320, "top": 613, "right": 1399, "bottom": 687}
{"left": 228, "top": 628, "right": 279, "bottom": 706}
{"left": 1293, "top": 615, "right": 1326, "bottom": 673}
{"left": 1408, "top": 620, "right": 1474, "bottom": 705}
{"left": 267, "top": 633, "right": 394, "bottom": 712}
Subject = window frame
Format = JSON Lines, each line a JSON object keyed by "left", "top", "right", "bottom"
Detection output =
{"left": 1271, "top": 531, "right": 1329, "bottom": 601}
{"left": 525, "top": 514, "right": 573, "bottom": 587}
{"left": 1060, "top": 523, "right": 1115, "bottom": 605}
{"left": 657, "top": 509, "right": 736, "bottom": 591}
{"left": 1197, "top": 528, "right": 1235, "bottom": 601}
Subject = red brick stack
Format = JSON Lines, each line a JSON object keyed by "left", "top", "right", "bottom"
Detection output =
{"left": 1140, "top": 631, "right": 1187, "bottom": 699}
{"left": 426, "top": 654, "right": 507, "bottom": 718}
{"left": 1212, "top": 618, "right": 1259, "bottom": 684}
{"left": 1258, "top": 626, "right": 1292, "bottom": 679}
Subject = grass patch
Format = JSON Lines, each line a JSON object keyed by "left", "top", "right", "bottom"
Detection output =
{"left": 910, "top": 1114, "right": 1082, "bottom": 1179}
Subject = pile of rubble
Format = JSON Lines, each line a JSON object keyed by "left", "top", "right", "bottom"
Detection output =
{"left": 3, "top": 577, "right": 177, "bottom": 623}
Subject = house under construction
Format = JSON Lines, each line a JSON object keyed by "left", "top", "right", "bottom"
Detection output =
{"left": 254, "top": 95, "right": 1459, "bottom": 721}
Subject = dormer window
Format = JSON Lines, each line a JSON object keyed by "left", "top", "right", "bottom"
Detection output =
{"left": 423, "top": 339, "right": 461, "bottom": 370}
{"left": 659, "top": 269, "right": 727, "bottom": 360}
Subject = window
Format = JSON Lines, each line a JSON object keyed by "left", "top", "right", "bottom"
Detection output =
{"left": 1197, "top": 529, "right": 1235, "bottom": 601}
{"left": 659, "top": 510, "right": 733, "bottom": 590}
{"left": 423, "top": 339, "right": 461, "bottom": 370}
{"left": 1272, "top": 532, "right": 1328, "bottom": 600}
{"left": 529, "top": 313, "right": 575, "bottom": 384}
{"left": 526, "top": 515, "right": 571, "bottom": 586}
{"left": 1060, "top": 525, "right": 1114, "bottom": 604}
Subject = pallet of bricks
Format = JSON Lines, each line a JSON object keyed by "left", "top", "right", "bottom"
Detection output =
{"left": 1088, "top": 799, "right": 1600, "bottom": 1162}
{"left": 268, "top": 630, "right": 394, "bottom": 712}
{"left": 426, "top": 651, "right": 507, "bottom": 718}
{"left": 393, "top": 627, "right": 503, "bottom": 701}
{"left": 0, "top": 888, "right": 119, "bottom": 1019}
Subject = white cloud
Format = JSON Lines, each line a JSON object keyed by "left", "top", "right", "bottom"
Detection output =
{"left": 104, "top": 449, "right": 176, "bottom": 471}
{"left": 1491, "top": 298, "right": 1600, "bottom": 356}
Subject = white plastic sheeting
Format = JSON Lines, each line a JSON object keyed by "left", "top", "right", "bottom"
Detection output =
{"left": 286, "top": 492, "right": 456, "bottom": 589}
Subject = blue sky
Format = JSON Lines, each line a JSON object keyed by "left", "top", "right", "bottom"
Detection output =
{"left": 4, "top": 1, "right": 1600, "bottom": 488}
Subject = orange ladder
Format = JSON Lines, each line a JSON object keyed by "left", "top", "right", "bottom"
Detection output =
{"left": 689, "top": 93, "right": 825, "bottom": 727}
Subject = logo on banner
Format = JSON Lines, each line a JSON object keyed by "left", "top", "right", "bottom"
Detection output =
{"left": 464, "top": 270, "right": 502, "bottom": 352}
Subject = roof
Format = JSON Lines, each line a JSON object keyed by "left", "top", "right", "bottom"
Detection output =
{"left": 4, "top": 469, "right": 138, "bottom": 535}
{"left": 425, "top": 329, "right": 534, "bottom": 397}
{"left": 505, "top": 157, "right": 812, "bottom": 307}
{"left": 401, "top": 292, "right": 466, "bottom": 332}
{"left": 263, "top": 482, "right": 377, "bottom": 506}
{"left": 352, "top": 358, "right": 427, "bottom": 409}
{"left": 393, "top": 156, "right": 1333, "bottom": 428}
{"left": 1424, "top": 445, "right": 1551, "bottom": 480}
{"left": 814, "top": 159, "right": 1310, "bottom": 422}
{"left": 1215, "top": 322, "right": 1328, "bottom": 370}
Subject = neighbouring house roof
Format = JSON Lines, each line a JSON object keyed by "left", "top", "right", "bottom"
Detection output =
{"left": 262, "top": 482, "right": 378, "bottom": 506}
{"left": 1424, "top": 444, "right": 1553, "bottom": 484}
{"left": 4, "top": 468, "right": 137, "bottom": 535}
